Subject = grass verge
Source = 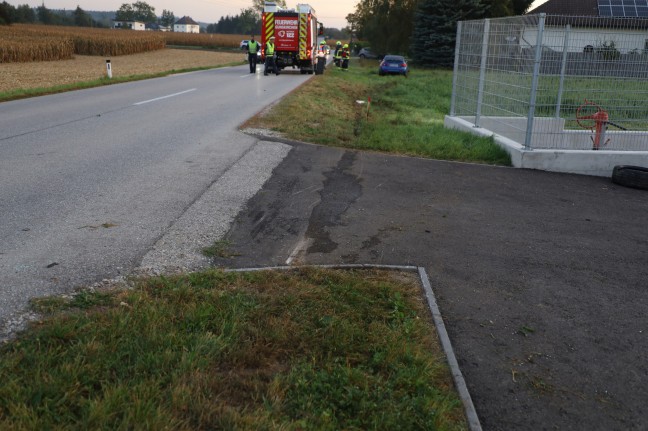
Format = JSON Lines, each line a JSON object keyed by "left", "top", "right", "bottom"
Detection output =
{"left": 1, "top": 268, "right": 468, "bottom": 430}
{"left": 244, "top": 59, "right": 511, "bottom": 166}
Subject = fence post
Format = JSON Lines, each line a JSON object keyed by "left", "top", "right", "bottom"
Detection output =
{"left": 555, "top": 24, "right": 570, "bottom": 118}
{"left": 475, "top": 19, "right": 490, "bottom": 128}
{"left": 450, "top": 21, "right": 463, "bottom": 117}
{"left": 525, "top": 13, "right": 545, "bottom": 149}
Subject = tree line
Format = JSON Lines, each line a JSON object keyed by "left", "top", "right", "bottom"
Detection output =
{"left": 1, "top": 0, "right": 350, "bottom": 38}
{"left": 348, "top": 0, "right": 537, "bottom": 67}
{"left": 0, "top": 2, "right": 103, "bottom": 27}
{"left": 0, "top": 2, "right": 174, "bottom": 27}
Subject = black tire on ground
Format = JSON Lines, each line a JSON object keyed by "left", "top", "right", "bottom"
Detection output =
{"left": 316, "top": 57, "right": 326, "bottom": 75}
{"left": 611, "top": 165, "right": 648, "bottom": 190}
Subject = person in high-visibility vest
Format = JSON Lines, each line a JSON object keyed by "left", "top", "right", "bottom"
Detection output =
{"left": 333, "top": 41, "right": 342, "bottom": 67}
{"left": 247, "top": 35, "right": 259, "bottom": 74}
{"left": 264, "top": 36, "right": 279, "bottom": 76}
{"left": 341, "top": 43, "right": 350, "bottom": 71}
{"left": 316, "top": 40, "right": 327, "bottom": 75}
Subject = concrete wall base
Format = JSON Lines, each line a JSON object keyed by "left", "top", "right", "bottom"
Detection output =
{"left": 444, "top": 115, "right": 648, "bottom": 177}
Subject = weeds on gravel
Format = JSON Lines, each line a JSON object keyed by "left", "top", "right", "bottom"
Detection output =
{"left": 0, "top": 268, "right": 467, "bottom": 430}
{"left": 202, "top": 239, "right": 240, "bottom": 258}
{"left": 243, "top": 59, "right": 511, "bottom": 166}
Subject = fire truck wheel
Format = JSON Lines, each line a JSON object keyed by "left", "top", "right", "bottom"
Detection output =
{"left": 611, "top": 165, "right": 648, "bottom": 191}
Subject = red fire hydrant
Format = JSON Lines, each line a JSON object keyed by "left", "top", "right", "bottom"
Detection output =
{"left": 591, "top": 110, "right": 609, "bottom": 150}
{"left": 576, "top": 100, "right": 609, "bottom": 150}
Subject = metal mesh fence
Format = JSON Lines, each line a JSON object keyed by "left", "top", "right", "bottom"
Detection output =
{"left": 450, "top": 14, "right": 648, "bottom": 151}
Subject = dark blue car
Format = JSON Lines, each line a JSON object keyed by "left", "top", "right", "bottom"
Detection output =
{"left": 378, "top": 55, "right": 409, "bottom": 77}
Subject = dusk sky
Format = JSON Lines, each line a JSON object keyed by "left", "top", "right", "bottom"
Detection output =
{"left": 9, "top": 0, "right": 549, "bottom": 30}
{"left": 9, "top": 0, "right": 354, "bottom": 29}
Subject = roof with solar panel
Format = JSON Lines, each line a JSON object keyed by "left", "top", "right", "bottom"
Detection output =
{"left": 527, "top": 0, "right": 648, "bottom": 28}
{"left": 528, "top": 0, "right": 648, "bottom": 17}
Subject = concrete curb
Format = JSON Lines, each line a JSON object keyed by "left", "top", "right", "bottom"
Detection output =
{"left": 224, "top": 264, "right": 482, "bottom": 431}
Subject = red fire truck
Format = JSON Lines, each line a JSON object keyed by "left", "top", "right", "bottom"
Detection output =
{"left": 261, "top": 2, "right": 319, "bottom": 74}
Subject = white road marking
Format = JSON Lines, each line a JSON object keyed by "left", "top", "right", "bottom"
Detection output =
{"left": 133, "top": 88, "right": 197, "bottom": 106}
{"left": 240, "top": 70, "right": 259, "bottom": 78}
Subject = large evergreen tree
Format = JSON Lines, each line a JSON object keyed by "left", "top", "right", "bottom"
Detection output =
{"left": 511, "top": 0, "right": 534, "bottom": 14}
{"left": 73, "top": 6, "right": 93, "bottom": 27}
{"left": 0, "top": 1, "right": 14, "bottom": 25}
{"left": 14, "top": 4, "right": 36, "bottom": 23}
{"left": 351, "top": 0, "right": 420, "bottom": 55}
{"left": 410, "top": 0, "right": 486, "bottom": 67}
{"left": 37, "top": 4, "right": 57, "bottom": 24}
{"left": 481, "top": 0, "right": 534, "bottom": 17}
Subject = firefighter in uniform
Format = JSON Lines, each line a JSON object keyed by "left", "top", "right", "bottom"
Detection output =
{"left": 247, "top": 35, "right": 259, "bottom": 73}
{"left": 316, "top": 40, "right": 327, "bottom": 75}
{"left": 341, "top": 43, "right": 350, "bottom": 71}
{"left": 264, "top": 36, "right": 279, "bottom": 76}
{"left": 333, "top": 41, "right": 342, "bottom": 67}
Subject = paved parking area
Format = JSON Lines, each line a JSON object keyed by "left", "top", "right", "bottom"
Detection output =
{"left": 216, "top": 141, "right": 648, "bottom": 430}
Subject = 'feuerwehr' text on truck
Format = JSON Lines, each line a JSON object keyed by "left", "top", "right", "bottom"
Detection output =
{"left": 262, "top": 2, "right": 321, "bottom": 74}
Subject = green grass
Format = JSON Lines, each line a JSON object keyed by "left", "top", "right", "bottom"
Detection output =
{"left": 456, "top": 70, "right": 648, "bottom": 130}
{"left": 202, "top": 239, "right": 240, "bottom": 258}
{"left": 245, "top": 59, "right": 511, "bottom": 166}
{"left": 0, "top": 268, "right": 467, "bottom": 430}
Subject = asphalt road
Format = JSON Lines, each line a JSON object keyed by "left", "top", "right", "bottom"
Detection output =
{"left": 214, "top": 141, "right": 648, "bottom": 430}
{"left": 0, "top": 63, "right": 309, "bottom": 330}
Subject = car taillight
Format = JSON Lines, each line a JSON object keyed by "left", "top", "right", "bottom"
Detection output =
{"left": 400, "top": 63, "right": 407, "bottom": 67}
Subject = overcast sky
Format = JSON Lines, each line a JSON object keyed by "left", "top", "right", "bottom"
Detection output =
{"left": 10, "top": 0, "right": 353, "bottom": 29}
{"left": 10, "top": 0, "right": 549, "bottom": 30}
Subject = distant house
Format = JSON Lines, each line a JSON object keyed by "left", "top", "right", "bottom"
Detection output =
{"left": 113, "top": 20, "right": 146, "bottom": 31}
{"left": 174, "top": 16, "right": 200, "bottom": 33}
{"left": 146, "top": 22, "right": 171, "bottom": 32}
{"left": 525, "top": 0, "right": 648, "bottom": 53}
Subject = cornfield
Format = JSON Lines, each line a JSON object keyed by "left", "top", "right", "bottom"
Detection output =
{"left": 0, "top": 24, "right": 165, "bottom": 63}
{"left": 0, "top": 34, "right": 75, "bottom": 62}
{"left": 164, "top": 32, "right": 245, "bottom": 49}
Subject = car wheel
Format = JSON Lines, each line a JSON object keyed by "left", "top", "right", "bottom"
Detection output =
{"left": 360, "top": 54, "right": 366, "bottom": 59}
{"left": 611, "top": 165, "right": 648, "bottom": 190}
